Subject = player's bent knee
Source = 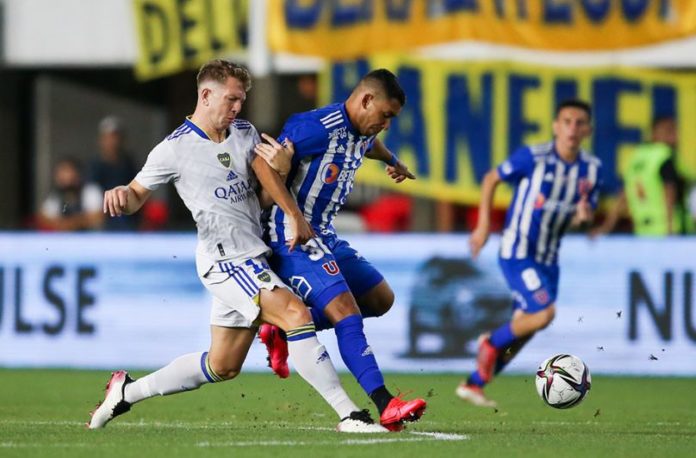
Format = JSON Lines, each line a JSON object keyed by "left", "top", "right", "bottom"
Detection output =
{"left": 209, "top": 360, "right": 242, "bottom": 380}
{"left": 283, "top": 297, "right": 313, "bottom": 329}
{"left": 360, "top": 281, "right": 394, "bottom": 317}
{"left": 325, "top": 292, "right": 361, "bottom": 323}
{"left": 538, "top": 306, "right": 556, "bottom": 329}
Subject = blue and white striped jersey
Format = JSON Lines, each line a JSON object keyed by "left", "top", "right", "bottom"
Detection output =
{"left": 265, "top": 103, "right": 375, "bottom": 243}
{"left": 497, "top": 141, "right": 602, "bottom": 266}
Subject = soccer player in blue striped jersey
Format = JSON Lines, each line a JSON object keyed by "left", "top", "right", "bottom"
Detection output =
{"left": 260, "top": 69, "right": 426, "bottom": 430}
{"left": 457, "top": 100, "right": 602, "bottom": 407}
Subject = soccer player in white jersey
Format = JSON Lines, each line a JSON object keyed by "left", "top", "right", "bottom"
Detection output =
{"left": 88, "top": 59, "right": 387, "bottom": 433}
{"left": 259, "top": 69, "right": 426, "bottom": 431}
{"left": 457, "top": 100, "right": 602, "bottom": 407}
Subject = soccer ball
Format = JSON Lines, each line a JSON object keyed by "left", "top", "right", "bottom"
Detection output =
{"left": 535, "top": 354, "right": 591, "bottom": 409}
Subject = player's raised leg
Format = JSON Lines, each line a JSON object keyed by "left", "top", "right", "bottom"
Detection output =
{"left": 88, "top": 326, "right": 254, "bottom": 429}
{"left": 459, "top": 294, "right": 556, "bottom": 408}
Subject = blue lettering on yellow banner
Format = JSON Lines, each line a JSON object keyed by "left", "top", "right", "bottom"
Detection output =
{"left": 269, "top": 0, "right": 694, "bottom": 58}
{"left": 321, "top": 58, "right": 696, "bottom": 206}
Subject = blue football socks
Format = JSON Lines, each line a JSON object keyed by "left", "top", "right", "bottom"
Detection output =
{"left": 334, "top": 314, "right": 385, "bottom": 395}
{"left": 489, "top": 322, "right": 517, "bottom": 350}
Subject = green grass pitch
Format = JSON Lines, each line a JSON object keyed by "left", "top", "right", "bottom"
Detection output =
{"left": 0, "top": 369, "right": 694, "bottom": 457}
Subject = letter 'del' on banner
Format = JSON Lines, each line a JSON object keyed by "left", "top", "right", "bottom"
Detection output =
{"left": 133, "top": 0, "right": 248, "bottom": 80}
{"left": 321, "top": 58, "right": 696, "bottom": 205}
{"left": 269, "top": 0, "right": 696, "bottom": 58}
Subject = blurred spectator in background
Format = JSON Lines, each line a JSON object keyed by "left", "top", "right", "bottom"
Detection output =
{"left": 36, "top": 157, "right": 103, "bottom": 231}
{"left": 592, "top": 116, "right": 692, "bottom": 236}
{"left": 88, "top": 115, "right": 139, "bottom": 230}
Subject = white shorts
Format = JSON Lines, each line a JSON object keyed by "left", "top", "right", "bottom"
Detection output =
{"left": 196, "top": 252, "right": 287, "bottom": 328}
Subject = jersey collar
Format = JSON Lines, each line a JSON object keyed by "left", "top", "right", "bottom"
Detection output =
{"left": 184, "top": 117, "right": 230, "bottom": 142}
{"left": 552, "top": 140, "right": 582, "bottom": 165}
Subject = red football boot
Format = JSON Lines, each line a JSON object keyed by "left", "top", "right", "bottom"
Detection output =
{"left": 258, "top": 324, "right": 290, "bottom": 378}
{"left": 379, "top": 396, "right": 427, "bottom": 431}
{"left": 477, "top": 336, "right": 500, "bottom": 383}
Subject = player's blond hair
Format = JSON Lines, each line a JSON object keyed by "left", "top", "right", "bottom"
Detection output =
{"left": 196, "top": 59, "right": 252, "bottom": 91}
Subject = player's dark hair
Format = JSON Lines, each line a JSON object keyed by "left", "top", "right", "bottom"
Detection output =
{"left": 361, "top": 69, "right": 406, "bottom": 106}
{"left": 555, "top": 99, "right": 592, "bottom": 120}
{"left": 651, "top": 114, "right": 675, "bottom": 130}
{"left": 197, "top": 59, "right": 252, "bottom": 91}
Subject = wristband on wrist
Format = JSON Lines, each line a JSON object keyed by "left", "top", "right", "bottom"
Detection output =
{"left": 387, "top": 153, "right": 399, "bottom": 167}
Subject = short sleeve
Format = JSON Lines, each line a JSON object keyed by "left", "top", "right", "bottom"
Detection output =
{"left": 134, "top": 141, "right": 178, "bottom": 190}
{"left": 278, "top": 115, "right": 327, "bottom": 162}
{"left": 82, "top": 183, "right": 104, "bottom": 212}
{"left": 246, "top": 124, "right": 262, "bottom": 165}
{"left": 40, "top": 194, "right": 61, "bottom": 218}
{"left": 497, "top": 146, "right": 534, "bottom": 183}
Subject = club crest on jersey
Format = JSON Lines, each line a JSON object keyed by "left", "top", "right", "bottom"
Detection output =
{"left": 578, "top": 178, "right": 591, "bottom": 196}
{"left": 533, "top": 288, "right": 550, "bottom": 305}
{"left": 217, "top": 153, "right": 231, "bottom": 168}
{"left": 226, "top": 170, "right": 238, "bottom": 181}
{"left": 320, "top": 163, "right": 340, "bottom": 184}
{"left": 257, "top": 272, "right": 271, "bottom": 283}
{"left": 322, "top": 260, "right": 340, "bottom": 275}
{"left": 534, "top": 194, "right": 546, "bottom": 209}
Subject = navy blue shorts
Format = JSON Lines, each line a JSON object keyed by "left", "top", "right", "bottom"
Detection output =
{"left": 498, "top": 257, "right": 559, "bottom": 313}
{"left": 269, "top": 236, "right": 384, "bottom": 310}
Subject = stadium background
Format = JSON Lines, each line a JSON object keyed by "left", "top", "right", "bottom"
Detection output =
{"left": 0, "top": 2, "right": 695, "bottom": 453}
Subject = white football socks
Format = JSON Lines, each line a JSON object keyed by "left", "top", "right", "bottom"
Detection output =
{"left": 124, "top": 352, "right": 212, "bottom": 404}
{"left": 288, "top": 336, "right": 359, "bottom": 419}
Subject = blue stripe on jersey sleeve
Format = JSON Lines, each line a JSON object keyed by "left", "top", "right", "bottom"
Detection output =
{"left": 497, "top": 146, "right": 534, "bottom": 183}
{"left": 279, "top": 105, "right": 344, "bottom": 163}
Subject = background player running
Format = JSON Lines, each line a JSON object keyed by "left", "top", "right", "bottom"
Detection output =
{"left": 457, "top": 99, "right": 602, "bottom": 407}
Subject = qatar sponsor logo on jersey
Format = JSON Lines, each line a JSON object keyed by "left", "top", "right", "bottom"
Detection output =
{"left": 214, "top": 179, "right": 254, "bottom": 203}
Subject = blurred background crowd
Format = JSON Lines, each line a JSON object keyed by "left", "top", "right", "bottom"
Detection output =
{"left": 2, "top": 0, "right": 696, "bottom": 237}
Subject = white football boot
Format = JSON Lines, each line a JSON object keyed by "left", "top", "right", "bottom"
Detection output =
{"left": 336, "top": 409, "right": 389, "bottom": 433}
{"left": 455, "top": 383, "right": 498, "bottom": 408}
{"left": 88, "top": 370, "right": 134, "bottom": 429}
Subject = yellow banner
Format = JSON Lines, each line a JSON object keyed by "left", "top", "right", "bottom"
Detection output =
{"left": 269, "top": 1, "right": 696, "bottom": 58}
{"left": 321, "top": 58, "right": 696, "bottom": 206}
{"left": 133, "top": 0, "right": 247, "bottom": 80}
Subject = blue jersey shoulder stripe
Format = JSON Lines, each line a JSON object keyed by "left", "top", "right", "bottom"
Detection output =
{"left": 166, "top": 123, "right": 192, "bottom": 141}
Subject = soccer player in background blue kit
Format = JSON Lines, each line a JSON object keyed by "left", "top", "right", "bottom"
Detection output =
{"left": 259, "top": 69, "right": 425, "bottom": 431}
{"left": 457, "top": 100, "right": 602, "bottom": 407}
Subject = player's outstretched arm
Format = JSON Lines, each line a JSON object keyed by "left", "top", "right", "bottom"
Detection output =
{"left": 103, "top": 180, "right": 151, "bottom": 217}
{"left": 470, "top": 168, "right": 501, "bottom": 259}
{"left": 571, "top": 194, "right": 594, "bottom": 228}
{"left": 589, "top": 190, "right": 625, "bottom": 237}
{"left": 251, "top": 155, "right": 315, "bottom": 251}
{"left": 366, "top": 138, "right": 415, "bottom": 183}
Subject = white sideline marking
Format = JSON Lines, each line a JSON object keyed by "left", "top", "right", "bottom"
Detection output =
{"left": 196, "top": 432, "right": 469, "bottom": 447}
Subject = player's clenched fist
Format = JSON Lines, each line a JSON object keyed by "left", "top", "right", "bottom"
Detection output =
{"left": 103, "top": 185, "right": 131, "bottom": 217}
